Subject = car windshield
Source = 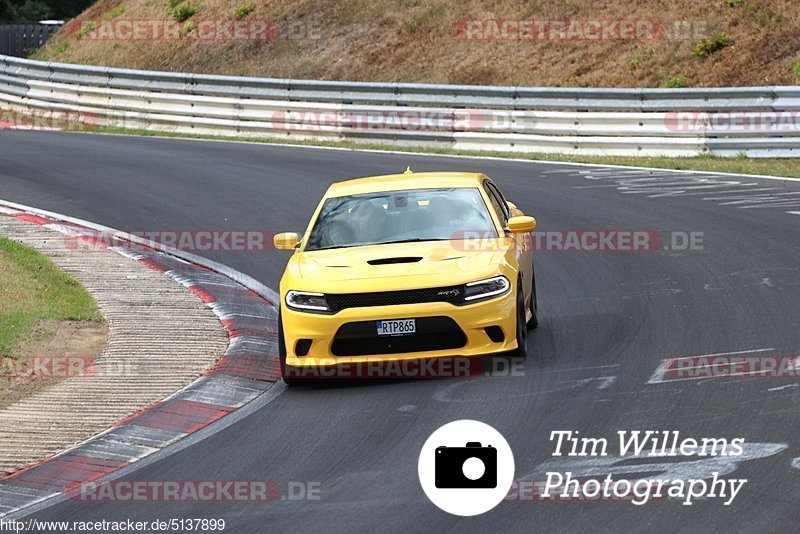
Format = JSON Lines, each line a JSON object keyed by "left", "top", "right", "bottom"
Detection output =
{"left": 304, "top": 187, "right": 498, "bottom": 251}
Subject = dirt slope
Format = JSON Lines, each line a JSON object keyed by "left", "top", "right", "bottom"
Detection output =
{"left": 32, "top": 0, "right": 800, "bottom": 87}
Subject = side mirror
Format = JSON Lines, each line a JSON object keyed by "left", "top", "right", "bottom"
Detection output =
{"left": 507, "top": 216, "right": 536, "bottom": 234}
{"left": 274, "top": 232, "right": 299, "bottom": 250}
{"left": 507, "top": 201, "right": 524, "bottom": 217}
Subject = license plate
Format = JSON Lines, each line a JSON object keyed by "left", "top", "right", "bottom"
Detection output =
{"left": 376, "top": 319, "right": 416, "bottom": 336}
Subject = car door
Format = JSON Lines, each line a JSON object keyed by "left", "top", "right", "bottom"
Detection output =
{"left": 483, "top": 179, "right": 533, "bottom": 305}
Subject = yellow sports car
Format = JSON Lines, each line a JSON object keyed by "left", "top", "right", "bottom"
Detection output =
{"left": 273, "top": 170, "right": 538, "bottom": 384}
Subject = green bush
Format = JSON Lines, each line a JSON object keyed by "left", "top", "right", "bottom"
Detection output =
{"left": 170, "top": 3, "right": 197, "bottom": 22}
{"left": 180, "top": 20, "right": 196, "bottom": 37}
{"left": 665, "top": 75, "right": 689, "bottom": 88}
{"left": 727, "top": 0, "right": 744, "bottom": 7}
{"left": 235, "top": 3, "right": 255, "bottom": 19}
{"left": 105, "top": 3, "right": 126, "bottom": 20}
{"left": 78, "top": 20, "right": 96, "bottom": 37}
{"left": 50, "top": 40, "right": 69, "bottom": 55}
{"left": 166, "top": 0, "right": 183, "bottom": 8}
{"left": 692, "top": 33, "right": 733, "bottom": 58}
{"left": 794, "top": 60, "right": 800, "bottom": 80}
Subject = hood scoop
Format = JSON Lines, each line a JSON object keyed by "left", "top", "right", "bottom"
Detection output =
{"left": 367, "top": 256, "right": 423, "bottom": 265}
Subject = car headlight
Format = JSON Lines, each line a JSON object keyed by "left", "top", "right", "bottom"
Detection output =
{"left": 285, "top": 290, "right": 330, "bottom": 312}
{"left": 462, "top": 275, "right": 510, "bottom": 303}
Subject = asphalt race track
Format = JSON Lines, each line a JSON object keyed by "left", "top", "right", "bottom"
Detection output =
{"left": 2, "top": 130, "right": 800, "bottom": 532}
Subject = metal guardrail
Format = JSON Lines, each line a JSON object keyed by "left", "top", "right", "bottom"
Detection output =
{"left": 1, "top": 54, "right": 799, "bottom": 157}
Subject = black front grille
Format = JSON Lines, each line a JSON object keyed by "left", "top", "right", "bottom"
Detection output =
{"left": 331, "top": 316, "right": 467, "bottom": 356}
{"left": 326, "top": 286, "right": 464, "bottom": 313}
{"left": 484, "top": 326, "right": 505, "bottom": 343}
{"left": 295, "top": 339, "right": 312, "bottom": 356}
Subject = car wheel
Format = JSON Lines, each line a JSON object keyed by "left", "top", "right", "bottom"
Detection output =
{"left": 526, "top": 261, "right": 539, "bottom": 330}
{"left": 514, "top": 281, "right": 529, "bottom": 359}
{"left": 278, "top": 310, "right": 300, "bottom": 386}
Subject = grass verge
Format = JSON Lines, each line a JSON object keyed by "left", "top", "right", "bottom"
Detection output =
{"left": 0, "top": 236, "right": 103, "bottom": 356}
{"left": 95, "top": 126, "right": 800, "bottom": 179}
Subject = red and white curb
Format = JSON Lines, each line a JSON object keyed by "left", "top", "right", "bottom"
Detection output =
{"left": 0, "top": 200, "right": 281, "bottom": 517}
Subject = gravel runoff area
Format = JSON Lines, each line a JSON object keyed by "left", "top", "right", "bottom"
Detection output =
{"left": 0, "top": 216, "right": 229, "bottom": 475}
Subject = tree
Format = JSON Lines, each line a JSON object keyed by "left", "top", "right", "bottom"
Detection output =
{"left": 0, "top": 0, "right": 94, "bottom": 23}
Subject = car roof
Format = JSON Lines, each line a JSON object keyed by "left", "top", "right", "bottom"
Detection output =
{"left": 325, "top": 171, "right": 488, "bottom": 197}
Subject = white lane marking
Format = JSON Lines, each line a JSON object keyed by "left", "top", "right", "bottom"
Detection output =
{"left": 718, "top": 192, "right": 800, "bottom": 206}
{"left": 572, "top": 183, "right": 636, "bottom": 189}
{"left": 702, "top": 189, "right": 781, "bottom": 200}
{"left": 743, "top": 202, "right": 800, "bottom": 209}
{"left": 647, "top": 361, "right": 671, "bottom": 385}
{"left": 577, "top": 175, "right": 683, "bottom": 185}
{"left": 645, "top": 184, "right": 758, "bottom": 199}
{"left": 563, "top": 377, "right": 618, "bottom": 390}
{"left": 551, "top": 364, "right": 620, "bottom": 373}
{"left": 676, "top": 348, "right": 773, "bottom": 358}
{"left": 596, "top": 376, "right": 617, "bottom": 389}
{"left": 789, "top": 211, "right": 800, "bottom": 216}
{"left": 576, "top": 167, "right": 800, "bottom": 212}
{"left": 767, "top": 384, "right": 798, "bottom": 392}
{"left": 646, "top": 348, "right": 775, "bottom": 384}
{"left": 791, "top": 458, "right": 800, "bottom": 469}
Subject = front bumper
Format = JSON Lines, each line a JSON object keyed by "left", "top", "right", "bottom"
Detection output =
{"left": 281, "top": 287, "right": 518, "bottom": 369}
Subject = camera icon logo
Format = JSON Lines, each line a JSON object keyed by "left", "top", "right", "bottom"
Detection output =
{"left": 435, "top": 442, "right": 497, "bottom": 489}
{"left": 418, "top": 420, "right": 514, "bottom": 516}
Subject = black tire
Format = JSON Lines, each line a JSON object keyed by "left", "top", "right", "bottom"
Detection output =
{"left": 514, "top": 281, "right": 529, "bottom": 359}
{"left": 526, "top": 260, "right": 539, "bottom": 330}
{"left": 278, "top": 310, "right": 301, "bottom": 386}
